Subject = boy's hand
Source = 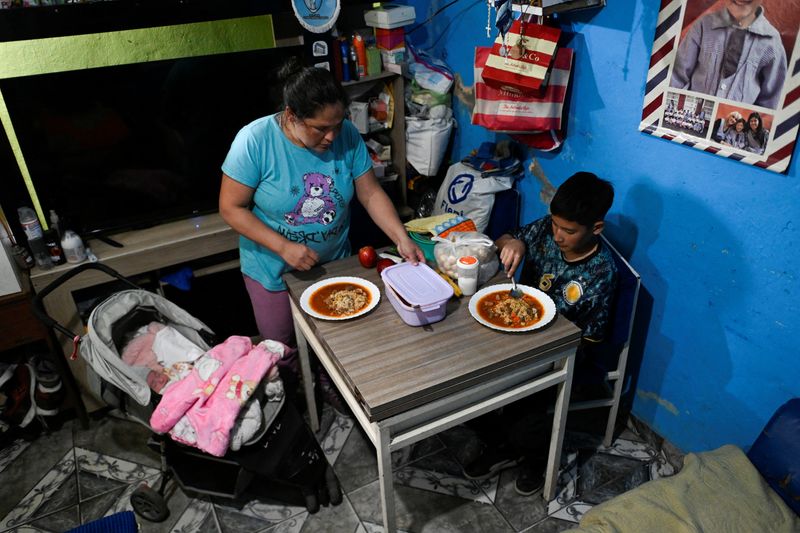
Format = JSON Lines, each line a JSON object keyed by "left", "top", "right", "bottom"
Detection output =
{"left": 497, "top": 237, "right": 526, "bottom": 278}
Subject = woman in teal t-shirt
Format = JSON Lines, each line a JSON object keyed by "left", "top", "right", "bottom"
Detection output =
{"left": 219, "top": 58, "right": 423, "bottom": 410}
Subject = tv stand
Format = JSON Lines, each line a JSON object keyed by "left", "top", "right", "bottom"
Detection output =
{"left": 92, "top": 235, "right": 124, "bottom": 248}
{"left": 29, "top": 212, "right": 238, "bottom": 411}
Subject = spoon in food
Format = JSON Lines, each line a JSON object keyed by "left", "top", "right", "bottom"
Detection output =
{"left": 505, "top": 264, "right": 523, "bottom": 299}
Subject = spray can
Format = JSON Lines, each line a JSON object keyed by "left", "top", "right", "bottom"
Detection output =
{"left": 353, "top": 33, "right": 367, "bottom": 79}
{"left": 339, "top": 38, "right": 351, "bottom": 82}
{"left": 349, "top": 40, "right": 359, "bottom": 80}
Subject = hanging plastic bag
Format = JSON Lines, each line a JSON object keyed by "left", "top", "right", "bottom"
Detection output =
{"left": 482, "top": 18, "right": 561, "bottom": 94}
{"left": 433, "top": 231, "right": 499, "bottom": 284}
{"left": 407, "top": 42, "right": 455, "bottom": 94}
{"left": 432, "top": 161, "right": 513, "bottom": 233}
{"left": 405, "top": 105, "right": 455, "bottom": 176}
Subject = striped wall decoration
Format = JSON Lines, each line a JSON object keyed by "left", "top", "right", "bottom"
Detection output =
{"left": 639, "top": 0, "right": 800, "bottom": 174}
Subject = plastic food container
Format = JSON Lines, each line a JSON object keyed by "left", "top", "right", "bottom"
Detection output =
{"left": 380, "top": 262, "right": 454, "bottom": 326}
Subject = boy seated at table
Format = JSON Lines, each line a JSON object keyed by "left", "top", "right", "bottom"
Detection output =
{"left": 463, "top": 171, "right": 617, "bottom": 496}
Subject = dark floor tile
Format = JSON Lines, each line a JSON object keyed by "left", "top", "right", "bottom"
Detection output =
{"left": 79, "top": 469, "right": 129, "bottom": 500}
{"left": 31, "top": 505, "right": 81, "bottom": 532}
{"left": 36, "top": 472, "right": 79, "bottom": 516}
{"left": 349, "top": 479, "right": 514, "bottom": 532}
{"left": 436, "top": 425, "right": 483, "bottom": 467}
{"left": 578, "top": 453, "right": 649, "bottom": 505}
{"left": 406, "top": 447, "right": 466, "bottom": 478}
{"left": 72, "top": 415, "right": 160, "bottom": 468}
{"left": 80, "top": 488, "right": 127, "bottom": 523}
{"left": 0, "top": 425, "right": 74, "bottom": 520}
{"left": 332, "top": 425, "right": 378, "bottom": 493}
{"left": 197, "top": 510, "right": 222, "bottom": 533}
{"left": 521, "top": 516, "right": 578, "bottom": 532}
{"left": 216, "top": 504, "right": 275, "bottom": 533}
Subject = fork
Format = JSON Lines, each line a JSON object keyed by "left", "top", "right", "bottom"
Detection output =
{"left": 505, "top": 265, "right": 524, "bottom": 299}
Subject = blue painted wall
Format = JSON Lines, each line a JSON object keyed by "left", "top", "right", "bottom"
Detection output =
{"left": 405, "top": 0, "right": 800, "bottom": 452}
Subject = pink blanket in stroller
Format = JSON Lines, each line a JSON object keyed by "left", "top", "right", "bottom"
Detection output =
{"left": 150, "top": 335, "right": 284, "bottom": 457}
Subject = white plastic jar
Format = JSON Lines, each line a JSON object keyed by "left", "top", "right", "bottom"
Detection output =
{"left": 456, "top": 255, "right": 479, "bottom": 296}
{"left": 61, "top": 230, "right": 87, "bottom": 264}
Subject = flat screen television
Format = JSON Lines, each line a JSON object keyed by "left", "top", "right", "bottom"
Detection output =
{"left": 0, "top": 1, "right": 300, "bottom": 241}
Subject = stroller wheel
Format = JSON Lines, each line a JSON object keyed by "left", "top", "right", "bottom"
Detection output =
{"left": 131, "top": 484, "right": 169, "bottom": 523}
{"left": 326, "top": 465, "right": 343, "bottom": 506}
{"left": 302, "top": 488, "right": 320, "bottom": 514}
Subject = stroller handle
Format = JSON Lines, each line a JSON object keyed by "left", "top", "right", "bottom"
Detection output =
{"left": 32, "top": 262, "right": 143, "bottom": 339}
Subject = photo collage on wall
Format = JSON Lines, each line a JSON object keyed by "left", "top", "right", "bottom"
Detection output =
{"left": 640, "top": 0, "right": 800, "bottom": 174}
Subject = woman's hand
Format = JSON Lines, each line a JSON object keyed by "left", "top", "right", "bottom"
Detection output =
{"left": 496, "top": 236, "right": 526, "bottom": 277}
{"left": 396, "top": 234, "right": 426, "bottom": 265}
{"left": 280, "top": 242, "right": 319, "bottom": 271}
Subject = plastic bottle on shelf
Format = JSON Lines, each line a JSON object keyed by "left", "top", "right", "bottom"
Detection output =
{"left": 349, "top": 39, "right": 359, "bottom": 81}
{"left": 49, "top": 209, "right": 61, "bottom": 240}
{"left": 44, "top": 229, "right": 65, "bottom": 265}
{"left": 339, "top": 38, "right": 351, "bottom": 82}
{"left": 29, "top": 237, "right": 53, "bottom": 270}
{"left": 17, "top": 206, "right": 43, "bottom": 241}
{"left": 61, "top": 229, "right": 87, "bottom": 264}
{"left": 353, "top": 33, "right": 367, "bottom": 79}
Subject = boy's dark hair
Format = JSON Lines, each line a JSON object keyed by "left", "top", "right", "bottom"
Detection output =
{"left": 550, "top": 172, "right": 614, "bottom": 227}
{"left": 279, "top": 56, "right": 349, "bottom": 119}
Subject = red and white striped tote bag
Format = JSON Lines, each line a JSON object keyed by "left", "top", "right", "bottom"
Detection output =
{"left": 472, "top": 45, "right": 574, "bottom": 134}
{"left": 481, "top": 19, "right": 561, "bottom": 94}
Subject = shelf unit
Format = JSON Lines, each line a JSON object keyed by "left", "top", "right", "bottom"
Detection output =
{"left": 342, "top": 71, "right": 412, "bottom": 220}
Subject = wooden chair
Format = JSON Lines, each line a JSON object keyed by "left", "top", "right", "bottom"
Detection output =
{"left": 569, "top": 234, "right": 641, "bottom": 447}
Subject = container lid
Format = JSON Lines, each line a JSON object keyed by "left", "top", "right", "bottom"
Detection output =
{"left": 457, "top": 255, "right": 479, "bottom": 269}
{"left": 381, "top": 262, "right": 453, "bottom": 307}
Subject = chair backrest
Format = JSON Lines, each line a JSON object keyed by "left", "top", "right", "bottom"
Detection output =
{"left": 485, "top": 187, "right": 520, "bottom": 241}
{"left": 602, "top": 234, "right": 641, "bottom": 350}
{"left": 579, "top": 235, "right": 641, "bottom": 381}
{"left": 747, "top": 397, "right": 800, "bottom": 516}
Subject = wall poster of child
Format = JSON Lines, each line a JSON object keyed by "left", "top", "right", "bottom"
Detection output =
{"left": 640, "top": 0, "right": 800, "bottom": 174}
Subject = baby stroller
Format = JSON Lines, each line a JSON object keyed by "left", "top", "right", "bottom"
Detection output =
{"left": 32, "top": 263, "right": 342, "bottom": 522}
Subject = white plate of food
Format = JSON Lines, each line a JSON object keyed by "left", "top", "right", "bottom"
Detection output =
{"left": 468, "top": 283, "right": 556, "bottom": 332}
{"left": 300, "top": 276, "right": 380, "bottom": 321}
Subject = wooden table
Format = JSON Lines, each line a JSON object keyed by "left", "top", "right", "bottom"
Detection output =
{"left": 284, "top": 255, "right": 581, "bottom": 532}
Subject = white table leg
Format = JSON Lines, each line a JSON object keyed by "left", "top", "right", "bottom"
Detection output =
{"left": 376, "top": 424, "right": 397, "bottom": 533}
{"left": 543, "top": 351, "right": 575, "bottom": 501}
{"left": 291, "top": 304, "right": 319, "bottom": 432}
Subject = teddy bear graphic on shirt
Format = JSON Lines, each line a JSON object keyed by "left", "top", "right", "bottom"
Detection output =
{"left": 284, "top": 172, "right": 337, "bottom": 226}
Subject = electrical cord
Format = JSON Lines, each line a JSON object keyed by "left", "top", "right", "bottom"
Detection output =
{"left": 406, "top": 0, "right": 468, "bottom": 35}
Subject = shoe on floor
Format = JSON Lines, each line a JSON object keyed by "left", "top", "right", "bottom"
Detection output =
{"left": 514, "top": 457, "right": 546, "bottom": 496}
{"left": 463, "top": 447, "right": 523, "bottom": 481}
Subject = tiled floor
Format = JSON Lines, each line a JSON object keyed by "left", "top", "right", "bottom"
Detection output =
{"left": 0, "top": 407, "right": 681, "bottom": 532}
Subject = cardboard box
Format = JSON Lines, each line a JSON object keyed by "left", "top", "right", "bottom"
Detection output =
{"left": 375, "top": 28, "right": 405, "bottom": 50}
{"left": 380, "top": 47, "right": 405, "bottom": 65}
{"left": 0, "top": 240, "right": 22, "bottom": 297}
{"left": 364, "top": 4, "right": 416, "bottom": 29}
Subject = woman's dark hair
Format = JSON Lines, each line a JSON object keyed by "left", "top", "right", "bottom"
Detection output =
{"left": 279, "top": 56, "right": 349, "bottom": 119}
{"left": 747, "top": 111, "right": 768, "bottom": 146}
{"left": 550, "top": 172, "right": 614, "bottom": 227}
